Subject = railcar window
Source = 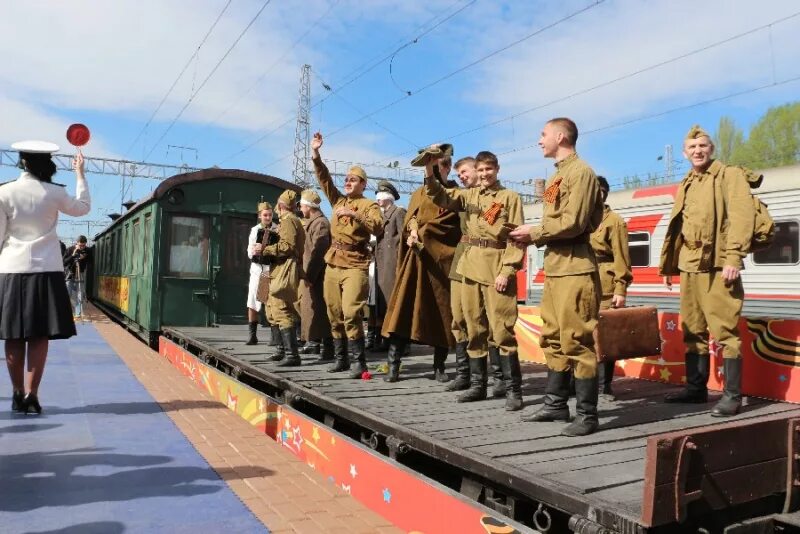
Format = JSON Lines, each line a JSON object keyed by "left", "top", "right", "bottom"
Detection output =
{"left": 753, "top": 221, "right": 799, "bottom": 265}
{"left": 628, "top": 232, "right": 650, "bottom": 267}
{"left": 223, "top": 218, "right": 253, "bottom": 273}
{"left": 167, "top": 215, "right": 209, "bottom": 277}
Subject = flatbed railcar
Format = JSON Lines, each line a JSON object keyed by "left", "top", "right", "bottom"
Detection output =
{"left": 89, "top": 168, "right": 300, "bottom": 346}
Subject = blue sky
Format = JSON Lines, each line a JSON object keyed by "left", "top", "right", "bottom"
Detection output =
{"left": 1, "top": 0, "right": 798, "bottom": 242}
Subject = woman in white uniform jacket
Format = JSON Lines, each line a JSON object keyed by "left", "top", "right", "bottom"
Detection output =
{"left": 0, "top": 142, "right": 90, "bottom": 415}
{"left": 245, "top": 202, "right": 275, "bottom": 345}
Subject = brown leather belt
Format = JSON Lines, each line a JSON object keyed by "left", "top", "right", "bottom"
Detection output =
{"left": 683, "top": 240, "right": 706, "bottom": 250}
{"left": 548, "top": 234, "right": 589, "bottom": 247}
{"left": 461, "top": 236, "right": 507, "bottom": 250}
{"left": 331, "top": 240, "right": 368, "bottom": 253}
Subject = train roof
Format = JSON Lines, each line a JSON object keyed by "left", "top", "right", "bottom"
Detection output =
{"left": 524, "top": 163, "right": 800, "bottom": 219}
{"left": 95, "top": 168, "right": 300, "bottom": 238}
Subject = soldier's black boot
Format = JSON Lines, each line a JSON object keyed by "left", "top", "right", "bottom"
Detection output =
{"left": 365, "top": 326, "right": 376, "bottom": 351}
{"left": 277, "top": 328, "right": 301, "bottom": 367}
{"left": 269, "top": 327, "right": 286, "bottom": 363}
{"left": 599, "top": 360, "right": 616, "bottom": 401}
{"left": 11, "top": 390, "right": 24, "bottom": 412}
{"left": 299, "top": 340, "right": 321, "bottom": 355}
{"left": 664, "top": 353, "right": 709, "bottom": 403}
{"left": 383, "top": 336, "right": 406, "bottom": 383}
{"left": 446, "top": 342, "right": 470, "bottom": 391}
{"left": 489, "top": 346, "right": 506, "bottom": 398}
{"left": 432, "top": 346, "right": 450, "bottom": 382}
{"left": 327, "top": 338, "right": 350, "bottom": 372}
{"left": 268, "top": 324, "right": 280, "bottom": 347}
{"left": 314, "top": 337, "right": 334, "bottom": 364}
{"left": 245, "top": 322, "right": 258, "bottom": 345}
{"left": 349, "top": 337, "right": 368, "bottom": 379}
{"left": 502, "top": 352, "right": 523, "bottom": 411}
{"left": 711, "top": 358, "right": 742, "bottom": 417}
{"left": 457, "top": 357, "right": 488, "bottom": 403}
{"left": 562, "top": 376, "right": 599, "bottom": 436}
{"left": 521, "top": 370, "right": 571, "bottom": 422}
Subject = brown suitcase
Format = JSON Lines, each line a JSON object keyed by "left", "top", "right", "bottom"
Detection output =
{"left": 594, "top": 306, "right": 662, "bottom": 363}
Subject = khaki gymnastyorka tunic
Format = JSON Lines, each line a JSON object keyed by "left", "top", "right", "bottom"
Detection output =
{"left": 262, "top": 210, "right": 305, "bottom": 329}
{"left": 590, "top": 205, "right": 632, "bottom": 309}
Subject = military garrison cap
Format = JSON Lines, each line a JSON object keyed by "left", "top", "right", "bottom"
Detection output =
{"left": 377, "top": 180, "right": 400, "bottom": 200}
{"left": 411, "top": 143, "right": 454, "bottom": 167}
{"left": 300, "top": 189, "right": 321, "bottom": 208}
{"left": 257, "top": 201, "right": 273, "bottom": 212}
{"left": 685, "top": 125, "right": 711, "bottom": 140}
{"left": 278, "top": 189, "right": 299, "bottom": 207}
{"left": 348, "top": 166, "right": 368, "bottom": 182}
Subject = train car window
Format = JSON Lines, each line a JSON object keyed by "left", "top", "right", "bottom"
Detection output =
{"left": 223, "top": 218, "right": 253, "bottom": 273}
{"left": 167, "top": 215, "right": 209, "bottom": 277}
{"left": 628, "top": 232, "right": 650, "bottom": 267}
{"left": 753, "top": 221, "right": 799, "bottom": 265}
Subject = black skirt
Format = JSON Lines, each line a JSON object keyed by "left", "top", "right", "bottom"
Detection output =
{"left": 0, "top": 272, "right": 76, "bottom": 340}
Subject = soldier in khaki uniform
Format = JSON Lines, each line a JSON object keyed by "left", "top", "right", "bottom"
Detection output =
{"left": 298, "top": 189, "right": 333, "bottom": 362}
{"left": 446, "top": 157, "right": 482, "bottom": 392}
{"left": 511, "top": 118, "right": 604, "bottom": 436}
{"left": 590, "top": 176, "right": 632, "bottom": 400}
{"left": 660, "top": 125, "right": 754, "bottom": 417}
{"left": 311, "top": 133, "right": 383, "bottom": 377}
{"left": 263, "top": 190, "right": 306, "bottom": 367}
{"left": 425, "top": 151, "right": 525, "bottom": 411}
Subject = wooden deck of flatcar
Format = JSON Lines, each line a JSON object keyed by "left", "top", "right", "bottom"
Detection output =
{"left": 163, "top": 324, "right": 800, "bottom": 532}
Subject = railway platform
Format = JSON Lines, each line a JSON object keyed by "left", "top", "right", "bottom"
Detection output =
{"left": 0, "top": 310, "right": 403, "bottom": 534}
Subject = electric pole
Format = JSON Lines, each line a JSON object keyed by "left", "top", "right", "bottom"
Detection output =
{"left": 292, "top": 64, "right": 312, "bottom": 187}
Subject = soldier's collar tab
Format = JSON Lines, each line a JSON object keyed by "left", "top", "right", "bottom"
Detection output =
{"left": 554, "top": 153, "right": 578, "bottom": 168}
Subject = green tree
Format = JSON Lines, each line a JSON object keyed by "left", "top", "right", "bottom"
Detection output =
{"left": 738, "top": 102, "right": 800, "bottom": 168}
{"left": 713, "top": 116, "right": 745, "bottom": 164}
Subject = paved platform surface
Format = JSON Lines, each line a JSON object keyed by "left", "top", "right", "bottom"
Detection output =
{"left": 1, "top": 310, "right": 401, "bottom": 534}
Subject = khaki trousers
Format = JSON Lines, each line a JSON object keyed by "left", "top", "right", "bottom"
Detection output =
{"left": 324, "top": 265, "right": 368, "bottom": 340}
{"left": 462, "top": 277, "right": 518, "bottom": 358}
{"left": 268, "top": 290, "right": 298, "bottom": 329}
{"left": 540, "top": 272, "right": 600, "bottom": 379}
{"left": 680, "top": 270, "right": 744, "bottom": 359}
{"left": 598, "top": 262, "right": 615, "bottom": 310}
{"left": 450, "top": 278, "right": 468, "bottom": 344}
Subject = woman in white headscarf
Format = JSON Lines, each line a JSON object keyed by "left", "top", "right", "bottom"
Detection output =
{"left": 0, "top": 141, "right": 90, "bottom": 414}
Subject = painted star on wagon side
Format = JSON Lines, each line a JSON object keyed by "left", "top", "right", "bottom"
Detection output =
{"left": 349, "top": 464, "right": 358, "bottom": 478}
{"left": 292, "top": 426, "right": 304, "bottom": 449}
{"left": 665, "top": 320, "right": 677, "bottom": 331}
{"left": 659, "top": 367, "right": 672, "bottom": 381}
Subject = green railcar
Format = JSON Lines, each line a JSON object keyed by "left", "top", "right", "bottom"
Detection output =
{"left": 90, "top": 168, "right": 300, "bottom": 346}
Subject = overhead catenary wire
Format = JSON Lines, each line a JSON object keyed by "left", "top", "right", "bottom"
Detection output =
{"left": 123, "top": 0, "right": 233, "bottom": 159}
{"left": 143, "top": 0, "right": 275, "bottom": 161}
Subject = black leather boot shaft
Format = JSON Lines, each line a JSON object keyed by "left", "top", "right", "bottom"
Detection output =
{"left": 327, "top": 337, "right": 350, "bottom": 372}
{"left": 383, "top": 336, "right": 406, "bottom": 383}
{"left": 277, "top": 328, "right": 301, "bottom": 366}
{"left": 446, "top": 342, "right": 470, "bottom": 391}
{"left": 269, "top": 325, "right": 286, "bottom": 362}
{"left": 315, "top": 337, "right": 335, "bottom": 363}
{"left": 457, "top": 356, "right": 488, "bottom": 403}
{"left": 348, "top": 337, "right": 368, "bottom": 379}
{"left": 521, "top": 370, "right": 571, "bottom": 422}
{"left": 664, "top": 353, "right": 709, "bottom": 403}
{"left": 562, "top": 376, "right": 599, "bottom": 436}
{"left": 268, "top": 324, "right": 281, "bottom": 347}
{"left": 489, "top": 346, "right": 506, "bottom": 398}
{"left": 711, "top": 358, "right": 742, "bottom": 417}
{"left": 299, "top": 340, "right": 321, "bottom": 354}
{"left": 598, "top": 360, "right": 615, "bottom": 399}
{"left": 245, "top": 322, "right": 258, "bottom": 345}
{"left": 502, "top": 351, "right": 523, "bottom": 411}
{"left": 433, "top": 346, "right": 450, "bottom": 382}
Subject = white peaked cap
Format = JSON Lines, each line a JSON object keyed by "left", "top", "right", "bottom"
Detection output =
{"left": 11, "top": 140, "right": 60, "bottom": 153}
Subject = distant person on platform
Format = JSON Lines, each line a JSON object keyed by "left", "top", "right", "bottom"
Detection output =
{"left": 0, "top": 141, "right": 90, "bottom": 415}
{"left": 370, "top": 180, "right": 405, "bottom": 353}
{"left": 589, "top": 176, "right": 632, "bottom": 400}
{"left": 660, "top": 125, "right": 755, "bottom": 417}
{"left": 311, "top": 132, "right": 383, "bottom": 378}
{"left": 426, "top": 151, "right": 524, "bottom": 411}
{"left": 245, "top": 201, "right": 277, "bottom": 346}
{"left": 63, "top": 235, "right": 92, "bottom": 318}
{"left": 262, "top": 190, "right": 305, "bottom": 367}
{"left": 298, "top": 189, "right": 334, "bottom": 363}
{"left": 382, "top": 147, "right": 461, "bottom": 383}
{"left": 510, "top": 118, "right": 604, "bottom": 436}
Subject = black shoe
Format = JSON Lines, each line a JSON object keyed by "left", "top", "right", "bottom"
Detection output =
{"left": 383, "top": 336, "right": 406, "bottom": 383}
{"left": 489, "top": 346, "right": 505, "bottom": 398}
{"left": 562, "top": 376, "right": 599, "bottom": 436}
{"left": 269, "top": 326, "right": 286, "bottom": 362}
{"left": 22, "top": 393, "right": 42, "bottom": 415}
{"left": 457, "top": 357, "right": 488, "bottom": 403}
{"left": 664, "top": 353, "right": 709, "bottom": 403}
{"left": 277, "top": 328, "right": 301, "bottom": 367}
{"left": 314, "top": 338, "right": 335, "bottom": 363}
{"left": 245, "top": 321, "right": 258, "bottom": 345}
{"left": 433, "top": 346, "right": 450, "bottom": 382}
{"left": 521, "top": 370, "right": 571, "bottom": 422}
{"left": 268, "top": 324, "right": 281, "bottom": 347}
{"left": 298, "top": 341, "right": 321, "bottom": 355}
{"left": 501, "top": 351, "right": 523, "bottom": 412}
{"left": 327, "top": 338, "right": 350, "bottom": 372}
{"left": 446, "top": 342, "right": 470, "bottom": 391}
{"left": 349, "top": 337, "right": 368, "bottom": 379}
{"left": 711, "top": 358, "right": 742, "bottom": 417}
{"left": 11, "top": 390, "right": 24, "bottom": 412}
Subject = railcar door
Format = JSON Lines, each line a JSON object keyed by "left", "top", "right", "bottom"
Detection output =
{"left": 210, "top": 214, "right": 253, "bottom": 324}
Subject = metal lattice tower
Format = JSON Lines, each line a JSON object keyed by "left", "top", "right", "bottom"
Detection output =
{"left": 292, "top": 64, "right": 312, "bottom": 187}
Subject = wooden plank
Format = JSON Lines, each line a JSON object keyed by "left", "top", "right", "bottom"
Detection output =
{"left": 641, "top": 413, "right": 800, "bottom": 527}
{"left": 543, "top": 459, "right": 645, "bottom": 494}
{"left": 526, "top": 447, "right": 647, "bottom": 477}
